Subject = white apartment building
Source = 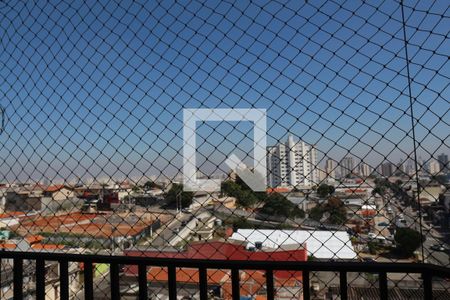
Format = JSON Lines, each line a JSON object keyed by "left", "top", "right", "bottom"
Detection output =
{"left": 267, "top": 136, "right": 318, "bottom": 188}
{"left": 429, "top": 158, "right": 441, "bottom": 175}
{"left": 358, "top": 162, "right": 372, "bottom": 178}
{"left": 340, "top": 156, "right": 355, "bottom": 178}
{"left": 325, "top": 158, "right": 336, "bottom": 179}
{"left": 404, "top": 158, "right": 416, "bottom": 175}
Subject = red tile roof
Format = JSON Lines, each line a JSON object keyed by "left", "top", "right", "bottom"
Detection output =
{"left": 0, "top": 211, "right": 28, "bottom": 219}
{"left": 18, "top": 212, "right": 163, "bottom": 239}
{"left": 266, "top": 187, "right": 291, "bottom": 193}
{"left": 147, "top": 267, "right": 229, "bottom": 284}
{"left": 125, "top": 241, "right": 307, "bottom": 281}
{"left": 0, "top": 243, "right": 17, "bottom": 249}
{"left": 25, "top": 235, "right": 44, "bottom": 244}
{"left": 21, "top": 212, "right": 97, "bottom": 228}
{"left": 126, "top": 241, "right": 307, "bottom": 261}
{"left": 31, "top": 243, "right": 65, "bottom": 250}
{"left": 45, "top": 185, "right": 72, "bottom": 192}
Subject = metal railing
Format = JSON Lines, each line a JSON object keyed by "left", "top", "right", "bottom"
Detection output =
{"left": 1, "top": 251, "right": 449, "bottom": 300}
{"left": 0, "top": 0, "right": 449, "bottom": 299}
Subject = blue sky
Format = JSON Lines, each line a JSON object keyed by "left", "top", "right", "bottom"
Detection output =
{"left": 0, "top": 0, "right": 448, "bottom": 183}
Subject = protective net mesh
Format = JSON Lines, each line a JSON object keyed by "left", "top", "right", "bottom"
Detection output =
{"left": 0, "top": 0, "right": 449, "bottom": 299}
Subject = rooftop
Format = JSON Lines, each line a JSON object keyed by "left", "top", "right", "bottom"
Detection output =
{"left": 231, "top": 229, "right": 357, "bottom": 260}
{"left": 15, "top": 211, "right": 171, "bottom": 238}
{"left": 44, "top": 184, "right": 73, "bottom": 192}
{"left": 125, "top": 240, "right": 308, "bottom": 262}
{"left": 125, "top": 241, "right": 307, "bottom": 280}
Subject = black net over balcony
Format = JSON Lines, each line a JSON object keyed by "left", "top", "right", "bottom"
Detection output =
{"left": 0, "top": 0, "right": 449, "bottom": 299}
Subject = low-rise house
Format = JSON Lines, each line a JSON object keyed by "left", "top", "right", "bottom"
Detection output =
{"left": 114, "top": 180, "right": 134, "bottom": 201}
{"left": 0, "top": 252, "right": 81, "bottom": 299}
{"left": 129, "top": 193, "right": 162, "bottom": 207}
{"left": 357, "top": 205, "right": 377, "bottom": 219}
{"left": 231, "top": 229, "right": 357, "bottom": 260}
{"left": 43, "top": 185, "right": 74, "bottom": 201}
{"left": 210, "top": 196, "right": 236, "bottom": 209}
{"left": 443, "top": 190, "right": 450, "bottom": 229}
{"left": 334, "top": 182, "right": 373, "bottom": 199}
{"left": 418, "top": 185, "right": 444, "bottom": 203}
{"left": 41, "top": 185, "right": 83, "bottom": 214}
{"left": 14, "top": 211, "right": 171, "bottom": 251}
{"left": 5, "top": 188, "right": 42, "bottom": 212}
{"left": 124, "top": 241, "right": 307, "bottom": 300}
{"left": 171, "top": 212, "right": 217, "bottom": 245}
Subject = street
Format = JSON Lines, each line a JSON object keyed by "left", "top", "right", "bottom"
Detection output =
{"left": 394, "top": 202, "right": 449, "bottom": 266}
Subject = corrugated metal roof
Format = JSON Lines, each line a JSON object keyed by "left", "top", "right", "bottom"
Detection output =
{"left": 231, "top": 229, "right": 357, "bottom": 260}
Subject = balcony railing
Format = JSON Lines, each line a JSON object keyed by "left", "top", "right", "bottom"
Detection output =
{"left": 0, "top": 0, "right": 449, "bottom": 299}
{"left": 1, "top": 251, "right": 449, "bottom": 300}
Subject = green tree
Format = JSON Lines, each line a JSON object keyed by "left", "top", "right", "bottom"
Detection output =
{"left": 328, "top": 211, "right": 347, "bottom": 224}
{"left": 438, "top": 193, "right": 446, "bottom": 206}
{"left": 309, "top": 198, "right": 346, "bottom": 224}
{"left": 260, "top": 193, "right": 304, "bottom": 218}
{"left": 221, "top": 181, "right": 242, "bottom": 198}
{"left": 325, "top": 197, "right": 347, "bottom": 224}
{"left": 307, "top": 255, "right": 316, "bottom": 261}
{"left": 221, "top": 180, "right": 261, "bottom": 208}
{"left": 372, "top": 178, "right": 390, "bottom": 196}
{"left": 293, "top": 206, "right": 306, "bottom": 218}
{"left": 235, "top": 175, "right": 251, "bottom": 191}
{"left": 260, "top": 193, "right": 290, "bottom": 217}
{"left": 367, "top": 241, "right": 378, "bottom": 255}
{"left": 394, "top": 228, "right": 423, "bottom": 257}
{"left": 431, "top": 175, "right": 448, "bottom": 185}
{"left": 236, "top": 189, "right": 259, "bottom": 208}
{"left": 232, "top": 217, "right": 254, "bottom": 230}
{"left": 165, "top": 183, "right": 193, "bottom": 209}
{"left": 317, "top": 184, "right": 335, "bottom": 198}
{"left": 235, "top": 175, "right": 267, "bottom": 202}
{"left": 309, "top": 206, "right": 324, "bottom": 222}
{"left": 143, "top": 180, "right": 161, "bottom": 191}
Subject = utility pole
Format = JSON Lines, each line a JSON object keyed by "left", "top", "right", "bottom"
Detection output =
{"left": 177, "top": 192, "right": 181, "bottom": 215}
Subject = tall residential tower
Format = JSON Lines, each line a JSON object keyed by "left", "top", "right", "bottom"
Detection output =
{"left": 340, "top": 156, "right": 355, "bottom": 178}
{"left": 267, "top": 136, "right": 318, "bottom": 188}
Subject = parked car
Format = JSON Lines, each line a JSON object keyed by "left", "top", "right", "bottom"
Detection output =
{"left": 362, "top": 257, "right": 376, "bottom": 262}
{"left": 378, "top": 222, "right": 389, "bottom": 227}
{"left": 430, "top": 244, "right": 448, "bottom": 252}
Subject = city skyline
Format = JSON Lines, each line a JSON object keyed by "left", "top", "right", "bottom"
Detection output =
{"left": 3, "top": 147, "right": 449, "bottom": 186}
{"left": 0, "top": 0, "right": 448, "bottom": 183}
{"left": 0, "top": 0, "right": 448, "bottom": 298}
